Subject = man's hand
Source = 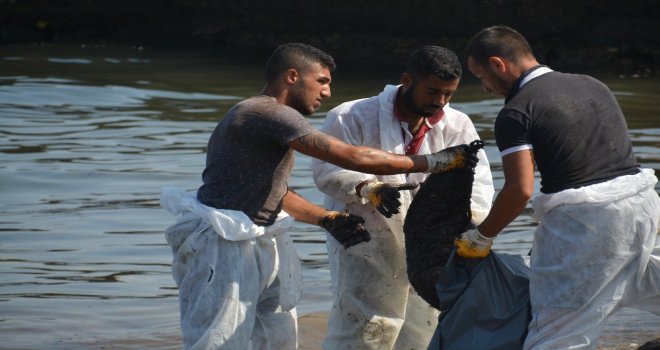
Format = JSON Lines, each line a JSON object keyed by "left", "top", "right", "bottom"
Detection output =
{"left": 358, "top": 181, "right": 419, "bottom": 218}
{"left": 454, "top": 226, "right": 495, "bottom": 258}
{"left": 319, "top": 211, "right": 371, "bottom": 249}
{"left": 425, "top": 144, "right": 479, "bottom": 173}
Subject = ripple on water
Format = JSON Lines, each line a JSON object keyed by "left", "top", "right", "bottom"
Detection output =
{"left": 1, "top": 46, "right": 658, "bottom": 349}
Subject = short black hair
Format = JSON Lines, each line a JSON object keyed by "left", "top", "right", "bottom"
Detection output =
{"left": 265, "top": 43, "right": 336, "bottom": 83}
{"left": 405, "top": 46, "right": 462, "bottom": 81}
{"left": 465, "top": 25, "right": 535, "bottom": 67}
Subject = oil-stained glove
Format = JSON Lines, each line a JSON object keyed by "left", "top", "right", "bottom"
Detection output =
{"left": 358, "top": 181, "right": 419, "bottom": 218}
{"left": 454, "top": 226, "right": 495, "bottom": 258}
{"left": 425, "top": 144, "right": 479, "bottom": 173}
{"left": 319, "top": 211, "right": 371, "bottom": 249}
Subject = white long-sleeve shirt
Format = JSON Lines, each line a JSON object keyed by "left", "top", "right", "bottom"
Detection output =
{"left": 312, "top": 84, "right": 494, "bottom": 224}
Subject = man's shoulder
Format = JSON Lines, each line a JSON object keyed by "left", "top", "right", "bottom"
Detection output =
{"left": 443, "top": 104, "right": 471, "bottom": 121}
{"left": 329, "top": 84, "right": 398, "bottom": 115}
{"left": 329, "top": 95, "right": 379, "bottom": 116}
{"left": 434, "top": 104, "right": 479, "bottom": 137}
{"left": 238, "top": 95, "right": 303, "bottom": 119}
{"left": 240, "top": 95, "right": 294, "bottom": 110}
{"left": 334, "top": 95, "right": 377, "bottom": 108}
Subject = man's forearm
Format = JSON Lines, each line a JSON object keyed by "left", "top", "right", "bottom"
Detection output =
{"left": 477, "top": 184, "right": 529, "bottom": 238}
{"left": 478, "top": 149, "right": 535, "bottom": 238}
{"left": 320, "top": 142, "right": 429, "bottom": 175}
{"left": 282, "top": 188, "right": 325, "bottom": 225}
{"left": 290, "top": 132, "right": 430, "bottom": 175}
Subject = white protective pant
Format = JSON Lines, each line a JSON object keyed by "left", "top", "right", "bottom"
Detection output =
{"left": 323, "top": 216, "right": 439, "bottom": 350}
{"left": 161, "top": 187, "right": 302, "bottom": 350}
{"left": 524, "top": 169, "right": 660, "bottom": 350}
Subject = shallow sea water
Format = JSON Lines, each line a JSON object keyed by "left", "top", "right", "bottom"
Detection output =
{"left": 0, "top": 44, "right": 658, "bottom": 349}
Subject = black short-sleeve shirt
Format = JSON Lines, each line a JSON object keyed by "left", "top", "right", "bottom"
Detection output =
{"left": 197, "top": 95, "right": 316, "bottom": 225}
{"left": 495, "top": 71, "right": 639, "bottom": 193}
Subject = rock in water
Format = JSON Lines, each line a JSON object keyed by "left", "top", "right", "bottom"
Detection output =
{"left": 403, "top": 140, "right": 485, "bottom": 310}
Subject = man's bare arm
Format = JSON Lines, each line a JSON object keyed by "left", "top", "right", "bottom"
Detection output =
{"left": 282, "top": 187, "right": 326, "bottom": 225}
{"left": 477, "top": 149, "right": 535, "bottom": 237}
{"left": 289, "top": 132, "right": 429, "bottom": 175}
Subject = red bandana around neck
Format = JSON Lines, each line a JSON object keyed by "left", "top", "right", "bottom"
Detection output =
{"left": 393, "top": 94, "right": 444, "bottom": 155}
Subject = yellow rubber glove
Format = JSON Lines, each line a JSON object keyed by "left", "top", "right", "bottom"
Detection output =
{"left": 454, "top": 226, "right": 495, "bottom": 258}
{"left": 358, "top": 181, "right": 419, "bottom": 218}
{"left": 424, "top": 144, "right": 479, "bottom": 173}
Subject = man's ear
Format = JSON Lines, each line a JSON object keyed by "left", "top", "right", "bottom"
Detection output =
{"left": 400, "top": 72, "right": 413, "bottom": 88}
{"left": 487, "top": 56, "right": 507, "bottom": 73}
{"left": 284, "top": 68, "right": 299, "bottom": 85}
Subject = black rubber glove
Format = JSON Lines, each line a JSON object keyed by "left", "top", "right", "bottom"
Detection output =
{"left": 319, "top": 211, "right": 371, "bottom": 249}
{"left": 424, "top": 144, "right": 480, "bottom": 173}
{"left": 358, "top": 181, "right": 419, "bottom": 218}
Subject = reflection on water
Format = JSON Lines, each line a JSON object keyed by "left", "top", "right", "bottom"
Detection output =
{"left": 0, "top": 44, "right": 658, "bottom": 349}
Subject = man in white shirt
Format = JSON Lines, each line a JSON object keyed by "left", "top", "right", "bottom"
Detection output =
{"left": 312, "top": 45, "right": 494, "bottom": 349}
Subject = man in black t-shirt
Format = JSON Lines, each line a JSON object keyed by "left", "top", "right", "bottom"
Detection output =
{"left": 457, "top": 26, "right": 660, "bottom": 349}
{"left": 163, "top": 43, "right": 482, "bottom": 349}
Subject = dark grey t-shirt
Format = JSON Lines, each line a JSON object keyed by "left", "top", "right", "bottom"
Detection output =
{"left": 495, "top": 71, "right": 639, "bottom": 193}
{"left": 197, "top": 95, "right": 316, "bottom": 226}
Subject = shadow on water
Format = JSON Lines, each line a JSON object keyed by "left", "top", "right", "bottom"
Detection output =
{"left": 0, "top": 43, "right": 658, "bottom": 349}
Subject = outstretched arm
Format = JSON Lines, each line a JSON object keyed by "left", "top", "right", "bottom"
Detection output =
{"left": 282, "top": 188, "right": 371, "bottom": 248}
{"left": 289, "top": 132, "right": 429, "bottom": 175}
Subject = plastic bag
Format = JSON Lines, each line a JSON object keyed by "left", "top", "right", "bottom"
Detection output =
{"left": 428, "top": 251, "right": 531, "bottom": 350}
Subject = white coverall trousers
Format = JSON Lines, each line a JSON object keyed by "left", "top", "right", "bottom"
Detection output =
{"left": 523, "top": 169, "right": 660, "bottom": 349}
{"left": 324, "top": 209, "right": 439, "bottom": 350}
{"left": 161, "top": 187, "right": 301, "bottom": 350}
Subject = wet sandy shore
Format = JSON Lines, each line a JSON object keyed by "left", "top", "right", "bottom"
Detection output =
{"left": 298, "top": 312, "right": 655, "bottom": 350}
{"left": 76, "top": 311, "right": 657, "bottom": 350}
{"left": 298, "top": 312, "right": 328, "bottom": 350}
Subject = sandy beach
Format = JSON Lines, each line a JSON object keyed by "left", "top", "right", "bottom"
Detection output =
{"left": 298, "top": 312, "right": 329, "bottom": 350}
{"left": 297, "top": 311, "right": 656, "bottom": 350}
{"left": 74, "top": 310, "right": 657, "bottom": 349}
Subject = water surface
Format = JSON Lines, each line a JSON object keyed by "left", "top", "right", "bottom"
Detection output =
{"left": 1, "top": 44, "right": 658, "bottom": 349}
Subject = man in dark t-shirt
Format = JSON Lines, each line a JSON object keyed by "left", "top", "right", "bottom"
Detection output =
{"left": 459, "top": 26, "right": 660, "bottom": 349}
{"left": 494, "top": 71, "right": 638, "bottom": 194}
{"left": 198, "top": 96, "right": 317, "bottom": 226}
{"left": 163, "top": 43, "right": 482, "bottom": 350}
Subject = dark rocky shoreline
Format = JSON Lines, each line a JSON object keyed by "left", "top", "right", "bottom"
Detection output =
{"left": 2, "top": 0, "right": 659, "bottom": 75}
